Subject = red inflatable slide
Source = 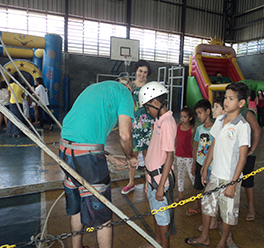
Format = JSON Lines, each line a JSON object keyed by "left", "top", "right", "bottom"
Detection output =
{"left": 189, "top": 41, "right": 244, "bottom": 102}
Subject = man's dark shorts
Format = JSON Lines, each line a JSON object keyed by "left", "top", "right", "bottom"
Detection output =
{"left": 194, "top": 162, "right": 204, "bottom": 190}
{"left": 242, "top": 156, "right": 256, "bottom": 188}
{"left": 59, "top": 146, "right": 112, "bottom": 227}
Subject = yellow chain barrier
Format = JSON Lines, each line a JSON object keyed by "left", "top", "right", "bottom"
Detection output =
{"left": 151, "top": 166, "right": 264, "bottom": 215}
{"left": 86, "top": 227, "right": 94, "bottom": 232}
{"left": 1, "top": 166, "right": 263, "bottom": 247}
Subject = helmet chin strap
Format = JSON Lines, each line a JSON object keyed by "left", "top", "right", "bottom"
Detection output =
{"left": 144, "top": 103, "right": 164, "bottom": 120}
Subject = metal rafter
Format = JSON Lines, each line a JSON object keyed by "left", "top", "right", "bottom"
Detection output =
{"left": 222, "top": 0, "right": 236, "bottom": 43}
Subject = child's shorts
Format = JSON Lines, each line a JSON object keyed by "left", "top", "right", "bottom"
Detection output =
{"left": 147, "top": 183, "right": 170, "bottom": 226}
{"left": 194, "top": 162, "right": 204, "bottom": 190}
{"left": 201, "top": 175, "right": 241, "bottom": 225}
{"left": 242, "top": 156, "right": 256, "bottom": 188}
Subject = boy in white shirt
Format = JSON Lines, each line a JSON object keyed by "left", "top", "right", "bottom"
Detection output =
{"left": 185, "top": 82, "right": 251, "bottom": 248}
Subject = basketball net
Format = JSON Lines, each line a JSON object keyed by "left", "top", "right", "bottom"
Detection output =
{"left": 123, "top": 55, "right": 132, "bottom": 66}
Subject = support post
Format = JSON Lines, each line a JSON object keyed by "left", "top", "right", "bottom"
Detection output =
{"left": 179, "top": 0, "right": 186, "bottom": 65}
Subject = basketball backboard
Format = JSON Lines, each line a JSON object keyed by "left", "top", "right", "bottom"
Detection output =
{"left": 110, "top": 37, "right": 139, "bottom": 62}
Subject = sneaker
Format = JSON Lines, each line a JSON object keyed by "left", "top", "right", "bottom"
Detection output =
{"left": 49, "top": 124, "right": 54, "bottom": 131}
{"left": 36, "top": 127, "right": 44, "bottom": 131}
{"left": 121, "top": 184, "right": 135, "bottom": 195}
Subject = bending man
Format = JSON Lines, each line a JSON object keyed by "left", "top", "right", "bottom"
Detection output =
{"left": 59, "top": 79, "right": 139, "bottom": 248}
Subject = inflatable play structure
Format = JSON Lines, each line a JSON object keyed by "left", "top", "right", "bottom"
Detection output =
{"left": 186, "top": 37, "right": 264, "bottom": 109}
{"left": 0, "top": 31, "right": 62, "bottom": 118}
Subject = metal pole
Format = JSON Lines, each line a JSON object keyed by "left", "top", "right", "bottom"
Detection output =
{"left": 0, "top": 104, "right": 162, "bottom": 248}
{"left": 170, "top": 68, "right": 173, "bottom": 110}
{"left": 181, "top": 67, "right": 185, "bottom": 109}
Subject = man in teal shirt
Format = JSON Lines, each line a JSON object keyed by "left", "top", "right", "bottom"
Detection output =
{"left": 60, "top": 80, "right": 138, "bottom": 248}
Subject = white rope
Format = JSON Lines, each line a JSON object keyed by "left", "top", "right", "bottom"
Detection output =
{"left": 35, "top": 191, "right": 65, "bottom": 248}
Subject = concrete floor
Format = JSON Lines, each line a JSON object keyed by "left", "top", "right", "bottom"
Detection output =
{"left": 0, "top": 120, "right": 264, "bottom": 247}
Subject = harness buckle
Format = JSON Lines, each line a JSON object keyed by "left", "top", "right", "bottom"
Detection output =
{"left": 157, "top": 167, "right": 162, "bottom": 175}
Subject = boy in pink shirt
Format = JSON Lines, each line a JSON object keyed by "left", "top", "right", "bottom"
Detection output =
{"left": 138, "top": 82, "right": 177, "bottom": 248}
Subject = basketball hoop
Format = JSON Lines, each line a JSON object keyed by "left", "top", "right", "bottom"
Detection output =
{"left": 123, "top": 55, "right": 132, "bottom": 66}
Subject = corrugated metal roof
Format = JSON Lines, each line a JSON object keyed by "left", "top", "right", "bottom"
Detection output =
{"left": 0, "top": 0, "right": 65, "bottom": 13}
{"left": 234, "top": 0, "right": 264, "bottom": 42}
{"left": 187, "top": 0, "right": 224, "bottom": 13}
{"left": 131, "top": 0, "right": 181, "bottom": 33}
{"left": 68, "top": 0, "right": 127, "bottom": 23}
{"left": 1, "top": 0, "right": 264, "bottom": 42}
{"left": 130, "top": 0, "right": 224, "bottom": 36}
{"left": 236, "top": 0, "right": 264, "bottom": 13}
{"left": 185, "top": 8, "right": 223, "bottom": 38}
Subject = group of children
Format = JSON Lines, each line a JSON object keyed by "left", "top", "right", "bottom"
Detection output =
{"left": 139, "top": 81, "right": 257, "bottom": 248}
{"left": 0, "top": 76, "right": 53, "bottom": 134}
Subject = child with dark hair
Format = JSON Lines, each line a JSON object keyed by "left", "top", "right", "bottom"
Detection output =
{"left": 175, "top": 106, "right": 195, "bottom": 202}
{"left": 186, "top": 99, "right": 214, "bottom": 216}
{"left": 6, "top": 74, "right": 25, "bottom": 137}
{"left": 185, "top": 82, "right": 251, "bottom": 247}
{"left": 34, "top": 77, "right": 52, "bottom": 131}
{"left": 138, "top": 81, "right": 176, "bottom": 248}
{"left": 216, "top": 71, "right": 224, "bottom": 84}
{"left": 241, "top": 92, "right": 261, "bottom": 222}
{"left": 257, "top": 89, "right": 264, "bottom": 127}
{"left": 198, "top": 95, "right": 226, "bottom": 233}
{"left": 212, "top": 96, "right": 225, "bottom": 118}
{"left": 247, "top": 90, "right": 258, "bottom": 115}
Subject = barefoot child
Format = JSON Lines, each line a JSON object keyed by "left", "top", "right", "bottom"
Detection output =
{"left": 185, "top": 82, "right": 251, "bottom": 248}
{"left": 138, "top": 81, "right": 177, "bottom": 248}
{"left": 175, "top": 107, "right": 195, "bottom": 202}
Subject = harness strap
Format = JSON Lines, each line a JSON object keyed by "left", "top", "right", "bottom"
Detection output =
{"left": 64, "top": 177, "right": 110, "bottom": 197}
{"left": 157, "top": 102, "right": 164, "bottom": 120}
{"left": 71, "top": 148, "right": 82, "bottom": 175}
{"left": 146, "top": 164, "right": 177, "bottom": 237}
{"left": 78, "top": 184, "right": 110, "bottom": 197}
{"left": 60, "top": 138, "right": 104, "bottom": 152}
{"left": 62, "top": 140, "right": 83, "bottom": 175}
{"left": 61, "top": 140, "right": 104, "bottom": 186}
{"left": 164, "top": 172, "right": 177, "bottom": 237}
{"left": 145, "top": 165, "right": 164, "bottom": 178}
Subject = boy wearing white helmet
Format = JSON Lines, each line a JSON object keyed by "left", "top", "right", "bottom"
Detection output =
{"left": 138, "top": 81, "right": 177, "bottom": 248}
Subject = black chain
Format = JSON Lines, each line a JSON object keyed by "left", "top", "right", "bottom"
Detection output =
{"left": 203, "top": 177, "right": 242, "bottom": 197}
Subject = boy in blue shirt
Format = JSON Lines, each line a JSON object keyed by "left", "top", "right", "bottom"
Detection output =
{"left": 186, "top": 99, "right": 214, "bottom": 216}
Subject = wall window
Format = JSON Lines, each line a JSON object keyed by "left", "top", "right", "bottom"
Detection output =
{"left": 183, "top": 36, "right": 208, "bottom": 64}
{"left": 0, "top": 7, "right": 64, "bottom": 49}
{"left": 130, "top": 27, "right": 180, "bottom": 63}
{"left": 3, "top": 7, "right": 248, "bottom": 64}
{"left": 84, "top": 20, "right": 99, "bottom": 56}
{"left": 234, "top": 39, "right": 264, "bottom": 57}
{"left": 68, "top": 19, "right": 83, "bottom": 53}
{"left": 68, "top": 18, "right": 126, "bottom": 56}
